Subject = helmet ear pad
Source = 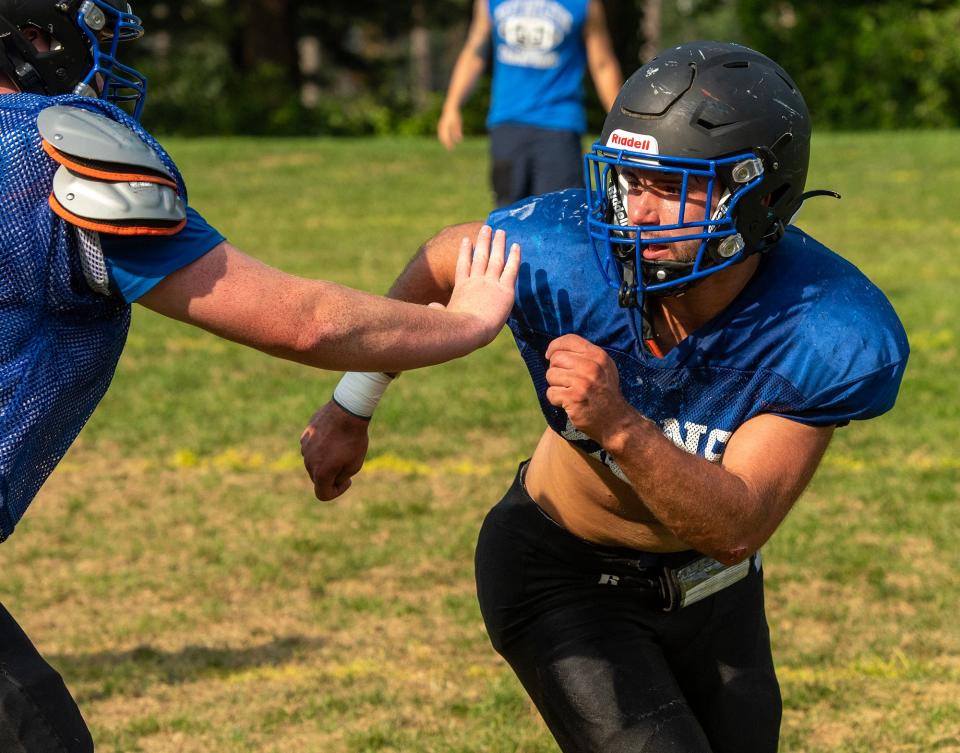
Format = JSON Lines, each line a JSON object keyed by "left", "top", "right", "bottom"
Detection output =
{"left": 723, "top": 136, "right": 811, "bottom": 254}
{"left": 0, "top": 15, "right": 42, "bottom": 89}
{"left": 712, "top": 161, "right": 774, "bottom": 253}
{"left": 0, "top": 0, "right": 92, "bottom": 95}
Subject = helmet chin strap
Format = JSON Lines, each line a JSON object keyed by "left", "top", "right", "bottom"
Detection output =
{"left": 607, "top": 173, "right": 642, "bottom": 306}
{"left": 618, "top": 259, "right": 638, "bottom": 308}
{"left": 0, "top": 16, "right": 44, "bottom": 93}
{"left": 786, "top": 189, "right": 842, "bottom": 224}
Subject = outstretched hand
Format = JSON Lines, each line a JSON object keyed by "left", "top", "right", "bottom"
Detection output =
{"left": 300, "top": 400, "right": 371, "bottom": 501}
{"left": 445, "top": 225, "right": 521, "bottom": 347}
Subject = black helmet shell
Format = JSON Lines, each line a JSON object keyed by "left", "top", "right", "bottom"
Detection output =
{"left": 0, "top": 0, "right": 137, "bottom": 96}
{"left": 601, "top": 41, "right": 811, "bottom": 250}
{"left": 0, "top": 0, "right": 91, "bottom": 94}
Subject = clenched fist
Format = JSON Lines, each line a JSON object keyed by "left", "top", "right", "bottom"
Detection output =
{"left": 545, "top": 334, "right": 632, "bottom": 445}
{"left": 300, "top": 400, "right": 371, "bottom": 501}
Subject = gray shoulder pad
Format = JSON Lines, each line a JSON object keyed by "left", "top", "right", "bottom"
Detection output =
{"left": 38, "top": 105, "right": 175, "bottom": 182}
{"left": 51, "top": 165, "right": 186, "bottom": 236}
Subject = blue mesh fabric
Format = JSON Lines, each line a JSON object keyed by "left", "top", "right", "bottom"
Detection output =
{"left": 491, "top": 190, "right": 908, "bottom": 479}
{"left": 516, "top": 328, "right": 806, "bottom": 475}
{"left": 0, "top": 93, "right": 185, "bottom": 540}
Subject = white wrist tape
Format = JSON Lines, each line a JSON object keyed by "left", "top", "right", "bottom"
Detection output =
{"left": 332, "top": 371, "right": 396, "bottom": 419}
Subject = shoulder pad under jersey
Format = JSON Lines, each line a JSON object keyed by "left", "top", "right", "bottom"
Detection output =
{"left": 38, "top": 105, "right": 175, "bottom": 185}
{"left": 38, "top": 105, "right": 186, "bottom": 235}
{"left": 51, "top": 166, "right": 186, "bottom": 236}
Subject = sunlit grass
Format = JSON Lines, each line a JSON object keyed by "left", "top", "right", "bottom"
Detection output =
{"left": 1, "top": 132, "right": 957, "bottom": 752}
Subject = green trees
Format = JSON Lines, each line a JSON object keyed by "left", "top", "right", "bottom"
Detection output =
{"left": 132, "top": 0, "right": 960, "bottom": 134}
{"left": 738, "top": 0, "right": 960, "bottom": 129}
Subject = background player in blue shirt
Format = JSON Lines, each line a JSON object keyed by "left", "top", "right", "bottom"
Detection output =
{"left": 438, "top": 0, "right": 622, "bottom": 207}
{"left": 0, "top": 2, "right": 520, "bottom": 750}
{"left": 306, "top": 42, "right": 909, "bottom": 753}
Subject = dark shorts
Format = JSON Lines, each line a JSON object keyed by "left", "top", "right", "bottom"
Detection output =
{"left": 475, "top": 465, "right": 781, "bottom": 753}
{"left": 0, "top": 602, "right": 93, "bottom": 753}
{"left": 489, "top": 124, "right": 583, "bottom": 207}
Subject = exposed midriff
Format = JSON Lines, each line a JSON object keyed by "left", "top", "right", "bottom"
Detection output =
{"left": 524, "top": 426, "right": 689, "bottom": 552}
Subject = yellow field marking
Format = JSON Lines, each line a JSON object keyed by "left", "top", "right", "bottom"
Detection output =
{"left": 211, "top": 447, "right": 266, "bottom": 470}
{"left": 171, "top": 449, "right": 199, "bottom": 468}
{"left": 822, "top": 451, "right": 960, "bottom": 472}
{"left": 821, "top": 454, "right": 867, "bottom": 472}
{"left": 465, "top": 664, "right": 498, "bottom": 679}
{"left": 225, "top": 662, "right": 313, "bottom": 685}
{"left": 328, "top": 658, "right": 381, "bottom": 680}
{"left": 364, "top": 454, "right": 434, "bottom": 476}
{"left": 71, "top": 443, "right": 960, "bottom": 480}
{"left": 779, "top": 649, "right": 960, "bottom": 684}
{"left": 270, "top": 452, "right": 305, "bottom": 471}
{"left": 166, "top": 449, "right": 513, "bottom": 477}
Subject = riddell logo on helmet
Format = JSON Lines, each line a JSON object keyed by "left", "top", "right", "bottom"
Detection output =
{"left": 607, "top": 130, "right": 659, "bottom": 154}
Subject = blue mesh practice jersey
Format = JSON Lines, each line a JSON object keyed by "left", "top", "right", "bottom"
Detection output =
{"left": 488, "top": 189, "right": 909, "bottom": 479}
{"left": 0, "top": 94, "right": 223, "bottom": 539}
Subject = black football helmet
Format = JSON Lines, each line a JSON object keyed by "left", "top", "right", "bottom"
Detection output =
{"left": 0, "top": 0, "right": 146, "bottom": 118}
{"left": 585, "top": 41, "right": 836, "bottom": 307}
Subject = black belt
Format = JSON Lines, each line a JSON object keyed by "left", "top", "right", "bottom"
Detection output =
{"left": 596, "top": 552, "right": 761, "bottom": 612}
{"left": 518, "top": 461, "right": 760, "bottom": 611}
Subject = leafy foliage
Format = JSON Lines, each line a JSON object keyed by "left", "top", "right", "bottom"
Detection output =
{"left": 129, "top": 0, "right": 959, "bottom": 134}
{"left": 738, "top": 0, "right": 960, "bottom": 129}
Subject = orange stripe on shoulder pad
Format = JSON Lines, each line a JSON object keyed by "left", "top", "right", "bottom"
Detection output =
{"left": 49, "top": 195, "right": 187, "bottom": 237}
{"left": 42, "top": 139, "right": 178, "bottom": 189}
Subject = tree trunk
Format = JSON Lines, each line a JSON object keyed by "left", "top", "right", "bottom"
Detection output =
{"left": 410, "top": 0, "right": 431, "bottom": 110}
{"left": 240, "top": 0, "right": 299, "bottom": 87}
{"left": 641, "top": 0, "right": 661, "bottom": 63}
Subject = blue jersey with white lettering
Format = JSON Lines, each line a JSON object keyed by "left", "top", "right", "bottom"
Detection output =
{"left": 487, "top": 0, "right": 589, "bottom": 133}
{"left": 488, "top": 189, "right": 909, "bottom": 477}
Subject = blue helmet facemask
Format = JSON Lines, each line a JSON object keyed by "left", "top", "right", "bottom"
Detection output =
{"left": 75, "top": 0, "right": 146, "bottom": 119}
{"left": 584, "top": 133, "right": 768, "bottom": 309}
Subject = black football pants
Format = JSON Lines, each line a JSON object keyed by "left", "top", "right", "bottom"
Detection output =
{"left": 475, "top": 465, "right": 781, "bottom": 753}
{"left": 0, "top": 602, "right": 93, "bottom": 752}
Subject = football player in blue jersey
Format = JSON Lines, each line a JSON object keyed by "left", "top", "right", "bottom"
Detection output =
{"left": 0, "top": 2, "right": 520, "bottom": 749}
{"left": 438, "top": 0, "right": 622, "bottom": 207}
{"left": 304, "top": 42, "right": 909, "bottom": 753}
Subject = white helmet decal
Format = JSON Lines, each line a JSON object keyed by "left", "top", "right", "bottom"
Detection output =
{"left": 605, "top": 129, "right": 660, "bottom": 155}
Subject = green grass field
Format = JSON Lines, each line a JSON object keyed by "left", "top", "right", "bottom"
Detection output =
{"left": 3, "top": 132, "right": 958, "bottom": 752}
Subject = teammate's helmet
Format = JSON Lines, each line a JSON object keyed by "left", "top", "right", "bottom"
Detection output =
{"left": 585, "top": 41, "right": 819, "bottom": 308}
{"left": 0, "top": 0, "right": 146, "bottom": 118}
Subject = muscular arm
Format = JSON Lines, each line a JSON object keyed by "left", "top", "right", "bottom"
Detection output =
{"left": 606, "top": 414, "right": 832, "bottom": 564}
{"left": 545, "top": 335, "right": 834, "bottom": 564}
{"left": 584, "top": 0, "right": 623, "bottom": 112}
{"left": 299, "top": 221, "right": 493, "bottom": 500}
{"left": 139, "top": 235, "right": 509, "bottom": 373}
{"left": 438, "top": 0, "right": 491, "bottom": 150}
{"left": 387, "top": 221, "right": 485, "bottom": 303}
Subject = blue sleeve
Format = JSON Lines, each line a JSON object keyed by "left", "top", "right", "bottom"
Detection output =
{"left": 99, "top": 206, "right": 225, "bottom": 303}
{"left": 769, "top": 280, "right": 910, "bottom": 427}
{"left": 771, "top": 359, "right": 908, "bottom": 427}
{"left": 737, "top": 233, "right": 911, "bottom": 428}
